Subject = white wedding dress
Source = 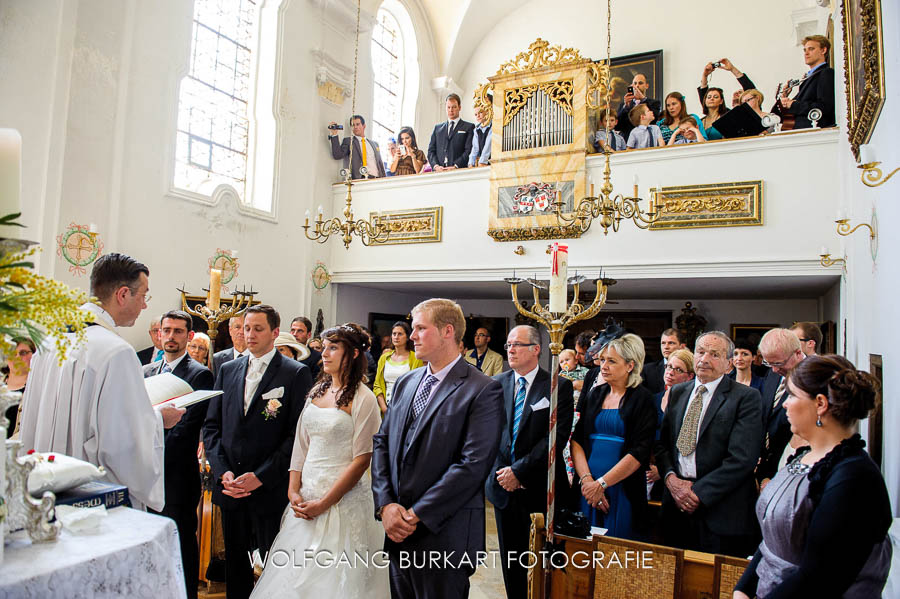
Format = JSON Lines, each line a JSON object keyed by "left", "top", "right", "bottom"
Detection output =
{"left": 250, "top": 386, "right": 389, "bottom": 598}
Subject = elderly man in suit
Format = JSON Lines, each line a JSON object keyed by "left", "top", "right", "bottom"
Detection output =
{"left": 327, "top": 114, "right": 387, "bottom": 179}
{"left": 641, "top": 327, "right": 686, "bottom": 394}
{"left": 202, "top": 305, "right": 312, "bottom": 599}
{"left": 427, "top": 94, "right": 475, "bottom": 172}
{"left": 372, "top": 298, "right": 503, "bottom": 599}
{"left": 779, "top": 35, "right": 835, "bottom": 129}
{"left": 212, "top": 315, "right": 247, "bottom": 375}
{"left": 756, "top": 328, "right": 806, "bottom": 488}
{"left": 656, "top": 331, "right": 762, "bottom": 557}
{"left": 142, "top": 310, "right": 214, "bottom": 599}
{"left": 464, "top": 327, "right": 504, "bottom": 376}
{"left": 136, "top": 317, "right": 163, "bottom": 364}
{"left": 486, "top": 325, "right": 573, "bottom": 599}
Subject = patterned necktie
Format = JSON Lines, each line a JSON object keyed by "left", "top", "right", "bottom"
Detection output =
{"left": 676, "top": 385, "right": 707, "bottom": 456}
{"left": 765, "top": 377, "right": 787, "bottom": 450}
{"left": 161, "top": 361, "right": 172, "bottom": 374}
{"left": 510, "top": 377, "right": 528, "bottom": 460}
{"left": 412, "top": 374, "right": 439, "bottom": 418}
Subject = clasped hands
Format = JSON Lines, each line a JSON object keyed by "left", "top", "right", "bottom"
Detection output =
{"left": 288, "top": 490, "right": 328, "bottom": 520}
{"left": 665, "top": 474, "right": 700, "bottom": 514}
{"left": 381, "top": 503, "right": 419, "bottom": 543}
{"left": 580, "top": 478, "right": 609, "bottom": 514}
{"left": 221, "top": 471, "right": 262, "bottom": 499}
{"left": 495, "top": 467, "right": 523, "bottom": 492}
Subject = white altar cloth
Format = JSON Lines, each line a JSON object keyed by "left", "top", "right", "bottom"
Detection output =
{"left": 0, "top": 506, "right": 186, "bottom": 599}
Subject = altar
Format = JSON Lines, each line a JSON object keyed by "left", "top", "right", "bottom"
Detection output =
{"left": 0, "top": 507, "right": 186, "bottom": 599}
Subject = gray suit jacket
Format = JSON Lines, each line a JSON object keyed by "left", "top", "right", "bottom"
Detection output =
{"left": 656, "top": 375, "right": 763, "bottom": 536}
{"left": 329, "top": 135, "right": 386, "bottom": 179}
{"left": 371, "top": 357, "right": 503, "bottom": 565}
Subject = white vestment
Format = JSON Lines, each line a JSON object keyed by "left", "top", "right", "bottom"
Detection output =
{"left": 20, "top": 303, "right": 166, "bottom": 511}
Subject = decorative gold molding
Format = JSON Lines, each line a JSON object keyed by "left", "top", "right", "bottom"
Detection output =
{"left": 841, "top": 0, "right": 885, "bottom": 160}
{"left": 649, "top": 181, "right": 763, "bottom": 230}
{"left": 487, "top": 224, "right": 583, "bottom": 242}
{"left": 495, "top": 38, "right": 587, "bottom": 75}
{"left": 368, "top": 207, "right": 442, "bottom": 245}
{"left": 317, "top": 80, "right": 346, "bottom": 105}
{"left": 586, "top": 61, "right": 613, "bottom": 110}
{"left": 473, "top": 82, "right": 494, "bottom": 124}
{"left": 502, "top": 80, "right": 573, "bottom": 126}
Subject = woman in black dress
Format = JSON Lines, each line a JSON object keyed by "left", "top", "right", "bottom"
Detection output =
{"left": 735, "top": 355, "right": 892, "bottom": 598}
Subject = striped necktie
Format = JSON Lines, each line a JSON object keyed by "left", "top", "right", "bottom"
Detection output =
{"left": 676, "top": 385, "right": 707, "bottom": 456}
{"left": 765, "top": 378, "right": 787, "bottom": 450}
{"left": 511, "top": 377, "right": 528, "bottom": 460}
{"left": 412, "top": 375, "right": 439, "bottom": 418}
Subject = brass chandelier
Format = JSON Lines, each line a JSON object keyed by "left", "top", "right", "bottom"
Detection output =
{"left": 555, "top": 0, "right": 660, "bottom": 236}
{"left": 303, "top": 0, "right": 389, "bottom": 249}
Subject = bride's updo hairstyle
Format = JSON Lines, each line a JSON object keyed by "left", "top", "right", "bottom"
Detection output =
{"left": 309, "top": 322, "right": 371, "bottom": 408}
{"left": 789, "top": 354, "right": 878, "bottom": 426}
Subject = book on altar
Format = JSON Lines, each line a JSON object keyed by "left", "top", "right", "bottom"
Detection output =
{"left": 144, "top": 372, "right": 222, "bottom": 409}
{"left": 55, "top": 480, "right": 131, "bottom": 510}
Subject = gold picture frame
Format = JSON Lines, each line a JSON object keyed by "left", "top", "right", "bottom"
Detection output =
{"left": 369, "top": 207, "right": 442, "bottom": 245}
{"left": 649, "top": 181, "right": 763, "bottom": 230}
{"left": 841, "top": 0, "right": 885, "bottom": 160}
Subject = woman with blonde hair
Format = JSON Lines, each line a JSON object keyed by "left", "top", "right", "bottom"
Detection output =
{"left": 570, "top": 324, "right": 657, "bottom": 539}
{"left": 646, "top": 348, "right": 695, "bottom": 490}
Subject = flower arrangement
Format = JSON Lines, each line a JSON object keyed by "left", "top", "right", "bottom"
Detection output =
{"left": 0, "top": 214, "right": 92, "bottom": 364}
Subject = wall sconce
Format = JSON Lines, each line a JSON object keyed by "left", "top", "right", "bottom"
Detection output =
{"left": 819, "top": 246, "right": 846, "bottom": 268}
{"left": 858, "top": 145, "right": 899, "bottom": 187}
{"left": 835, "top": 218, "right": 875, "bottom": 239}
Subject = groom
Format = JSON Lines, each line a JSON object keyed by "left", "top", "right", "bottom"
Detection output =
{"left": 202, "top": 305, "right": 312, "bottom": 599}
{"left": 372, "top": 298, "right": 503, "bottom": 599}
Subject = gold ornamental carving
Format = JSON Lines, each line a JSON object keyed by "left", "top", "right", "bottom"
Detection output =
{"left": 586, "top": 61, "right": 613, "bottom": 110}
{"left": 502, "top": 80, "right": 573, "bottom": 126}
{"left": 649, "top": 181, "right": 764, "bottom": 230}
{"left": 487, "top": 224, "right": 583, "bottom": 242}
{"left": 317, "top": 80, "right": 346, "bottom": 106}
{"left": 368, "top": 207, "right": 442, "bottom": 245}
{"left": 495, "top": 38, "right": 586, "bottom": 75}
{"left": 841, "top": 0, "right": 885, "bottom": 160}
{"left": 473, "top": 83, "right": 494, "bottom": 124}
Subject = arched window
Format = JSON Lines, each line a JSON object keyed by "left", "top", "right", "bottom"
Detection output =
{"left": 174, "top": 0, "right": 259, "bottom": 200}
{"left": 371, "top": 0, "right": 418, "bottom": 164}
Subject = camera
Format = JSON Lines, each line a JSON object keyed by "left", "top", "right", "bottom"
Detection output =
{"left": 327, "top": 123, "right": 344, "bottom": 131}
{"left": 712, "top": 61, "right": 722, "bottom": 68}
{"left": 627, "top": 85, "right": 634, "bottom": 94}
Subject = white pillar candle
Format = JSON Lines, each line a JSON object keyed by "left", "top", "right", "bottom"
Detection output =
{"left": 858, "top": 144, "right": 874, "bottom": 165}
{"left": 0, "top": 129, "right": 22, "bottom": 222}
{"left": 820, "top": 246, "right": 828, "bottom": 256}
{"left": 549, "top": 243, "right": 568, "bottom": 313}
{"left": 208, "top": 268, "right": 222, "bottom": 311}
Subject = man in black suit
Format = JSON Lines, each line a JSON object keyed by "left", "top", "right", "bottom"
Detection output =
{"left": 372, "top": 298, "right": 503, "bottom": 599}
{"left": 616, "top": 73, "right": 662, "bottom": 141}
{"left": 142, "top": 310, "right": 214, "bottom": 599}
{"left": 427, "top": 93, "right": 476, "bottom": 171}
{"left": 327, "top": 114, "right": 387, "bottom": 179}
{"left": 136, "top": 317, "right": 163, "bottom": 364}
{"left": 756, "top": 328, "right": 806, "bottom": 488}
{"left": 212, "top": 315, "right": 247, "bottom": 375}
{"left": 779, "top": 35, "right": 835, "bottom": 129}
{"left": 290, "top": 315, "right": 321, "bottom": 379}
{"left": 656, "top": 331, "right": 762, "bottom": 557}
{"left": 202, "top": 305, "right": 312, "bottom": 599}
{"left": 486, "top": 325, "right": 573, "bottom": 599}
{"left": 641, "top": 327, "right": 686, "bottom": 394}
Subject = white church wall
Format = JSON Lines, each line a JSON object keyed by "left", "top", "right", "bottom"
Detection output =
{"left": 831, "top": 1, "right": 900, "bottom": 512}
{"left": 456, "top": 0, "right": 811, "bottom": 125}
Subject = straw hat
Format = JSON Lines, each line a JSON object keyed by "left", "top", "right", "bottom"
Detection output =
{"left": 274, "top": 332, "right": 311, "bottom": 361}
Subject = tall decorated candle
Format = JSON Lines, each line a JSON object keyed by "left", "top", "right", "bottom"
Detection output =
{"left": 208, "top": 268, "right": 222, "bottom": 311}
{"left": 0, "top": 129, "right": 22, "bottom": 221}
{"left": 549, "top": 243, "right": 569, "bottom": 313}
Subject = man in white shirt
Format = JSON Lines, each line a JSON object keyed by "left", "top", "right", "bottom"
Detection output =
{"left": 21, "top": 253, "right": 184, "bottom": 511}
{"left": 427, "top": 93, "right": 476, "bottom": 171}
{"left": 656, "top": 331, "right": 762, "bottom": 557}
{"left": 468, "top": 104, "right": 492, "bottom": 167}
{"left": 327, "top": 114, "right": 387, "bottom": 179}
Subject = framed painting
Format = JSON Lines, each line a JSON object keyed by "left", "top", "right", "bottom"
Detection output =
{"left": 841, "top": 0, "right": 885, "bottom": 159}
{"left": 590, "top": 49, "right": 663, "bottom": 130}
{"left": 730, "top": 324, "right": 779, "bottom": 347}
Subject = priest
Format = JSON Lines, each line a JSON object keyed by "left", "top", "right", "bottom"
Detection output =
{"left": 20, "top": 253, "right": 185, "bottom": 511}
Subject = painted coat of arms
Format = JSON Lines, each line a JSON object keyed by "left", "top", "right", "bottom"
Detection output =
{"left": 511, "top": 182, "right": 557, "bottom": 214}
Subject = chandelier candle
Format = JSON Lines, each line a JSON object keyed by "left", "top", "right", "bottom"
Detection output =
{"left": 0, "top": 129, "right": 22, "bottom": 220}
{"left": 549, "top": 243, "right": 568, "bottom": 313}
{"left": 208, "top": 268, "right": 222, "bottom": 311}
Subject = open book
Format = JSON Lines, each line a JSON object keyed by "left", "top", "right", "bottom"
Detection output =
{"left": 144, "top": 372, "right": 223, "bottom": 409}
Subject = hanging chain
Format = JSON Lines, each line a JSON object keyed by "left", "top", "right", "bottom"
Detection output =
{"left": 603, "top": 0, "right": 612, "bottom": 147}
{"left": 347, "top": 0, "right": 362, "bottom": 167}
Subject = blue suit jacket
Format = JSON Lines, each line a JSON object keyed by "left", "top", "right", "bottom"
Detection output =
{"left": 371, "top": 357, "right": 502, "bottom": 565}
{"left": 202, "top": 351, "right": 312, "bottom": 513}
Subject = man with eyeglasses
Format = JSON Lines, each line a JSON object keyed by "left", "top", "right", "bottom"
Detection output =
{"left": 22, "top": 253, "right": 185, "bottom": 512}
{"left": 486, "top": 326, "right": 573, "bottom": 599}
{"left": 757, "top": 328, "right": 806, "bottom": 488}
{"left": 464, "top": 327, "right": 504, "bottom": 376}
{"left": 642, "top": 328, "right": 687, "bottom": 394}
{"left": 656, "top": 331, "right": 762, "bottom": 557}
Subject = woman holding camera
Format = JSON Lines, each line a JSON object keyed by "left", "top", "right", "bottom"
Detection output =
{"left": 390, "top": 126, "right": 426, "bottom": 175}
{"left": 734, "top": 355, "right": 892, "bottom": 599}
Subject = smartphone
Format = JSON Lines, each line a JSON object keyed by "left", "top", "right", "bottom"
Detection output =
{"left": 627, "top": 86, "right": 634, "bottom": 94}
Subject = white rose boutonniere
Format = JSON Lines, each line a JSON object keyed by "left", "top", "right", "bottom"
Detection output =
{"left": 263, "top": 398, "right": 282, "bottom": 420}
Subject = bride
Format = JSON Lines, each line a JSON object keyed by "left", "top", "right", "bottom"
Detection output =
{"left": 251, "top": 323, "right": 388, "bottom": 598}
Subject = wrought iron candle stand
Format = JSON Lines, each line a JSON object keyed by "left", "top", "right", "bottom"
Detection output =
{"left": 505, "top": 272, "right": 609, "bottom": 597}
{"left": 177, "top": 285, "right": 257, "bottom": 373}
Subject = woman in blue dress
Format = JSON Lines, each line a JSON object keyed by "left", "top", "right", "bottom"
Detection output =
{"left": 571, "top": 325, "right": 657, "bottom": 540}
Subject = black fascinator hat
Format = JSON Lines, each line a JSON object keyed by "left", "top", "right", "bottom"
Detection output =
{"left": 586, "top": 318, "right": 627, "bottom": 360}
